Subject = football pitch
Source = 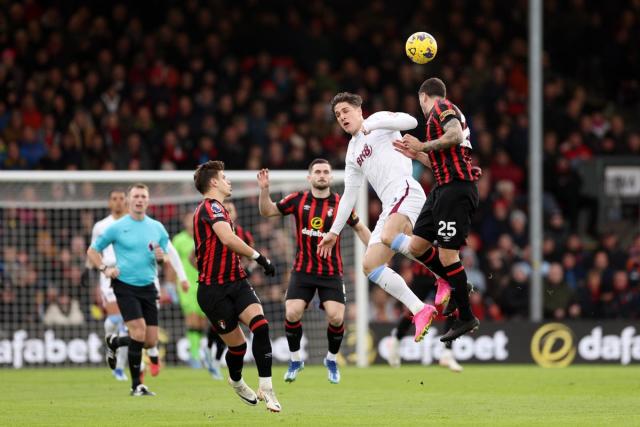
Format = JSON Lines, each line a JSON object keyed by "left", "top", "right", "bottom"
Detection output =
{"left": 2, "top": 365, "right": 638, "bottom": 426}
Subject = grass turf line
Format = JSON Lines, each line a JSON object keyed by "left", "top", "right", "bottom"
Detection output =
{"left": 1, "top": 365, "right": 639, "bottom": 426}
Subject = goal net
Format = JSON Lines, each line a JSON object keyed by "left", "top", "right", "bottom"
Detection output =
{"left": 0, "top": 171, "right": 368, "bottom": 368}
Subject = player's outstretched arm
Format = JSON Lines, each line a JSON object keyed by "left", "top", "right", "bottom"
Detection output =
{"left": 257, "top": 168, "right": 282, "bottom": 217}
{"left": 352, "top": 221, "right": 371, "bottom": 247}
{"left": 212, "top": 222, "right": 275, "bottom": 276}
{"left": 363, "top": 111, "right": 418, "bottom": 133}
{"left": 166, "top": 241, "right": 189, "bottom": 291}
{"left": 402, "top": 119, "right": 463, "bottom": 153}
{"left": 392, "top": 140, "right": 432, "bottom": 168}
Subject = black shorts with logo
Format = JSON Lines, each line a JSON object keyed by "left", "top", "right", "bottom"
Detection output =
{"left": 286, "top": 271, "right": 346, "bottom": 306}
{"left": 112, "top": 279, "right": 159, "bottom": 326}
{"left": 413, "top": 180, "right": 479, "bottom": 249}
{"left": 197, "top": 279, "right": 261, "bottom": 334}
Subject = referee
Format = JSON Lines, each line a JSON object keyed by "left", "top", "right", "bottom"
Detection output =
{"left": 87, "top": 183, "right": 169, "bottom": 396}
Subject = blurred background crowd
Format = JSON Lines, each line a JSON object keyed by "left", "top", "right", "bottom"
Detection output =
{"left": 1, "top": 0, "right": 640, "bottom": 326}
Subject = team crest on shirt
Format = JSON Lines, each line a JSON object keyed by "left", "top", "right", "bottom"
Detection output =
{"left": 327, "top": 208, "right": 334, "bottom": 217}
{"left": 218, "top": 320, "right": 226, "bottom": 330}
{"left": 303, "top": 205, "right": 311, "bottom": 210}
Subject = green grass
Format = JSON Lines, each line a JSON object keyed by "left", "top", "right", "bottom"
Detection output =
{"left": 2, "top": 365, "right": 639, "bottom": 426}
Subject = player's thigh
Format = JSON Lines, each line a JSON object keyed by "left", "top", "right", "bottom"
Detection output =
{"left": 285, "top": 299, "right": 307, "bottom": 322}
{"left": 197, "top": 283, "right": 240, "bottom": 335}
{"left": 125, "top": 318, "right": 146, "bottom": 341}
{"left": 434, "top": 182, "right": 477, "bottom": 250}
{"left": 238, "top": 303, "right": 265, "bottom": 326}
{"left": 138, "top": 285, "right": 159, "bottom": 327}
{"left": 363, "top": 243, "right": 395, "bottom": 274}
{"left": 285, "top": 272, "right": 317, "bottom": 307}
{"left": 380, "top": 212, "right": 414, "bottom": 245}
{"left": 231, "top": 280, "right": 263, "bottom": 323}
{"left": 112, "top": 280, "right": 144, "bottom": 323}
{"left": 412, "top": 191, "right": 437, "bottom": 244}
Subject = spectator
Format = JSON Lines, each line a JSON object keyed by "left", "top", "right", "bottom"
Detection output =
{"left": 543, "top": 263, "right": 574, "bottom": 320}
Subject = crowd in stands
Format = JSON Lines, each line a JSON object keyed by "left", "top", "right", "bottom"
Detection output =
{"left": 1, "top": 0, "right": 640, "bottom": 325}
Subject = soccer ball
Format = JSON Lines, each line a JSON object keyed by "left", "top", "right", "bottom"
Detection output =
{"left": 405, "top": 32, "right": 438, "bottom": 64}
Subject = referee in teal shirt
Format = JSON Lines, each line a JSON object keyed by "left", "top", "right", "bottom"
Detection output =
{"left": 88, "top": 183, "right": 169, "bottom": 396}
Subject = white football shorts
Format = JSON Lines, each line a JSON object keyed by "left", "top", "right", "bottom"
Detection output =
{"left": 369, "top": 178, "right": 426, "bottom": 246}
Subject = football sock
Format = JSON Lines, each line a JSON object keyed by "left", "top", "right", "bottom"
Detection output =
{"left": 250, "top": 315, "right": 272, "bottom": 378}
{"left": 368, "top": 265, "right": 424, "bottom": 314}
{"left": 416, "top": 247, "right": 448, "bottom": 279}
{"left": 395, "top": 311, "right": 413, "bottom": 339}
{"left": 390, "top": 234, "right": 450, "bottom": 279}
{"left": 115, "top": 324, "right": 128, "bottom": 371}
{"left": 327, "top": 322, "right": 344, "bottom": 355}
{"left": 147, "top": 345, "right": 159, "bottom": 365}
{"left": 325, "top": 351, "right": 337, "bottom": 362}
{"left": 444, "top": 316, "right": 455, "bottom": 350}
{"left": 128, "top": 339, "right": 144, "bottom": 388}
{"left": 187, "top": 328, "right": 202, "bottom": 361}
{"left": 444, "top": 262, "right": 473, "bottom": 321}
{"left": 104, "top": 314, "right": 121, "bottom": 336}
{"left": 213, "top": 333, "right": 226, "bottom": 361}
{"left": 207, "top": 327, "right": 216, "bottom": 349}
{"left": 112, "top": 335, "right": 131, "bottom": 348}
{"left": 225, "top": 342, "right": 247, "bottom": 382}
{"left": 284, "top": 319, "right": 303, "bottom": 359}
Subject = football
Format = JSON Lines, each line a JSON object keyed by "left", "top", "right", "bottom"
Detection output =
{"left": 405, "top": 32, "right": 438, "bottom": 64}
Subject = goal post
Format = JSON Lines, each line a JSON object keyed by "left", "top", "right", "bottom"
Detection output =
{"left": 0, "top": 170, "right": 370, "bottom": 368}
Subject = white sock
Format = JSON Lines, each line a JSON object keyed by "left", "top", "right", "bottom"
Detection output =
{"left": 368, "top": 266, "right": 425, "bottom": 314}
{"left": 147, "top": 346, "right": 159, "bottom": 357}
{"left": 259, "top": 376, "right": 273, "bottom": 390}
{"left": 231, "top": 378, "right": 244, "bottom": 386}
{"left": 325, "top": 352, "right": 337, "bottom": 362}
{"left": 290, "top": 351, "right": 301, "bottom": 362}
{"left": 390, "top": 233, "right": 412, "bottom": 255}
{"left": 104, "top": 316, "right": 119, "bottom": 336}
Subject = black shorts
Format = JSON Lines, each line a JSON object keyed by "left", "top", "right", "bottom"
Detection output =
{"left": 112, "top": 279, "right": 159, "bottom": 326}
{"left": 413, "top": 180, "right": 479, "bottom": 249}
{"left": 285, "top": 271, "right": 346, "bottom": 306}
{"left": 197, "top": 279, "right": 261, "bottom": 335}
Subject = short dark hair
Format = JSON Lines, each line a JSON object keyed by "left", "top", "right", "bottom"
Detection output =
{"left": 108, "top": 188, "right": 126, "bottom": 198}
{"left": 331, "top": 92, "right": 363, "bottom": 111}
{"left": 127, "top": 183, "right": 148, "bottom": 195}
{"left": 194, "top": 160, "right": 224, "bottom": 194}
{"left": 308, "top": 158, "right": 331, "bottom": 173}
{"left": 419, "top": 78, "right": 447, "bottom": 97}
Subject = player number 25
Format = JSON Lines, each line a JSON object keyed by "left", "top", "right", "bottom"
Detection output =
{"left": 437, "top": 221, "right": 457, "bottom": 237}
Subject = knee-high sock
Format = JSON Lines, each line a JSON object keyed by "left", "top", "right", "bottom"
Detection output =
{"left": 225, "top": 342, "right": 247, "bottom": 382}
{"left": 394, "top": 311, "right": 414, "bottom": 339}
{"left": 116, "top": 324, "right": 128, "bottom": 371}
{"left": 250, "top": 315, "right": 272, "bottom": 379}
{"left": 128, "top": 339, "right": 144, "bottom": 388}
{"left": 444, "top": 261, "right": 473, "bottom": 320}
{"left": 284, "top": 319, "right": 303, "bottom": 360}
{"left": 391, "top": 234, "right": 449, "bottom": 278}
{"left": 213, "top": 332, "right": 226, "bottom": 361}
{"left": 368, "top": 265, "right": 424, "bottom": 314}
{"left": 327, "top": 322, "right": 345, "bottom": 355}
{"left": 104, "top": 314, "right": 121, "bottom": 336}
{"left": 187, "top": 328, "right": 202, "bottom": 361}
{"left": 147, "top": 345, "right": 159, "bottom": 365}
{"left": 444, "top": 315, "right": 455, "bottom": 350}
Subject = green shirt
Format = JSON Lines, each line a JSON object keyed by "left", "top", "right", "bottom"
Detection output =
{"left": 172, "top": 230, "right": 199, "bottom": 285}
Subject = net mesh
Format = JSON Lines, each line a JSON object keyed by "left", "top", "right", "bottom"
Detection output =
{"left": 0, "top": 173, "right": 357, "bottom": 367}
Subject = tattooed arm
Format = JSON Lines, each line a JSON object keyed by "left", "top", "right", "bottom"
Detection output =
{"left": 401, "top": 119, "right": 464, "bottom": 153}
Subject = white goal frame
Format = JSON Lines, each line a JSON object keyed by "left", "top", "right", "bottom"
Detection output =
{"left": 0, "top": 170, "right": 371, "bottom": 367}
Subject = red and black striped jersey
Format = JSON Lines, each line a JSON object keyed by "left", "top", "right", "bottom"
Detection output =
{"left": 277, "top": 191, "right": 359, "bottom": 277}
{"left": 235, "top": 224, "right": 254, "bottom": 247}
{"left": 193, "top": 198, "right": 247, "bottom": 286}
{"left": 425, "top": 99, "right": 476, "bottom": 186}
